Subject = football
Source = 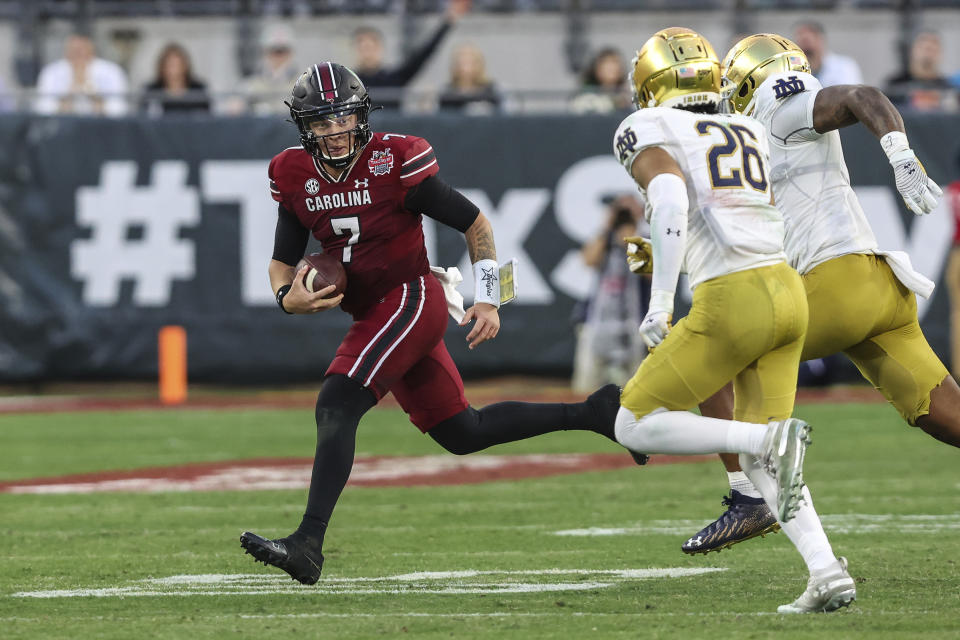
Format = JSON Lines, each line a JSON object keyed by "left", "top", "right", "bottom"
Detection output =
{"left": 296, "top": 252, "right": 347, "bottom": 298}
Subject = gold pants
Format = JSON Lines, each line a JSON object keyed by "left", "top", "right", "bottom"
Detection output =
{"left": 801, "top": 253, "right": 948, "bottom": 425}
{"left": 946, "top": 246, "right": 960, "bottom": 380}
{"left": 622, "top": 262, "right": 807, "bottom": 424}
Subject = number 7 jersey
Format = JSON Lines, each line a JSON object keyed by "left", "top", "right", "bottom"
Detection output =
{"left": 613, "top": 107, "right": 786, "bottom": 288}
{"left": 268, "top": 132, "right": 439, "bottom": 316}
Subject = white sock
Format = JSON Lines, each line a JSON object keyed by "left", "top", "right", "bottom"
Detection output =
{"left": 739, "top": 455, "right": 837, "bottom": 575}
{"left": 615, "top": 407, "right": 769, "bottom": 456}
{"left": 727, "top": 471, "right": 762, "bottom": 499}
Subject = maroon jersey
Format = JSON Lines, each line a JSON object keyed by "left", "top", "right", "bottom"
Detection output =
{"left": 269, "top": 132, "right": 439, "bottom": 315}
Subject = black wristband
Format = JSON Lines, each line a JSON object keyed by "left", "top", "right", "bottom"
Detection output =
{"left": 276, "top": 284, "right": 293, "bottom": 314}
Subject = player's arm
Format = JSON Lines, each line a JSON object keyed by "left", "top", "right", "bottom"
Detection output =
{"left": 811, "top": 85, "right": 942, "bottom": 215}
{"left": 628, "top": 147, "right": 688, "bottom": 349}
{"left": 404, "top": 175, "right": 499, "bottom": 349}
{"left": 269, "top": 204, "right": 343, "bottom": 314}
{"left": 460, "top": 212, "right": 500, "bottom": 349}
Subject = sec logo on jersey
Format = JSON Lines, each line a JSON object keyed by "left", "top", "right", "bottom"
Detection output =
{"left": 305, "top": 178, "right": 321, "bottom": 195}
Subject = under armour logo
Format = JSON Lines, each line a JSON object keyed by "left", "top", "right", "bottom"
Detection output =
{"left": 772, "top": 75, "right": 805, "bottom": 99}
{"left": 355, "top": 178, "right": 369, "bottom": 188}
{"left": 665, "top": 228, "right": 681, "bottom": 236}
{"left": 686, "top": 536, "right": 703, "bottom": 547}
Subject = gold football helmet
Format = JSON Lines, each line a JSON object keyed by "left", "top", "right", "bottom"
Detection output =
{"left": 721, "top": 34, "right": 810, "bottom": 115}
{"left": 630, "top": 27, "right": 721, "bottom": 110}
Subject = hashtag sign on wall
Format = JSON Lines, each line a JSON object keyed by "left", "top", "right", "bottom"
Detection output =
{"left": 71, "top": 161, "right": 200, "bottom": 306}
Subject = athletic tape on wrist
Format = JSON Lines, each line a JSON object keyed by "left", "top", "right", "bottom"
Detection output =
{"left": 649, "top": 289, "right": 674, "bottom": 315}
{"left": 880, "top": 131, "right": 910, "bottom": 162}
{"left": 472, "top": 259, "right": 501, "bottom": 308}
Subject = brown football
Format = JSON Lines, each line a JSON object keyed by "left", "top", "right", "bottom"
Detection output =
{"left": 296, "top": 252, "right": 347, "bottom": 298}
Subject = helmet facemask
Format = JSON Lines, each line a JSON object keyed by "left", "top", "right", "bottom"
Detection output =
{"left": 291, "top": 101, "right": 371, "bottom": 169}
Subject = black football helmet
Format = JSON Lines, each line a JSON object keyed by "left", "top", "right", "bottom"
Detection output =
{"left": 286, "top": 62, "right": 372, "bottom": 169}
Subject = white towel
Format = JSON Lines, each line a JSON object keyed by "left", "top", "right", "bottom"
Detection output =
{"left": 429, "top": 266, "right": 466, "bottom": 323}
{"left": 876, "top": 250, "right": 935, "bottom": 300}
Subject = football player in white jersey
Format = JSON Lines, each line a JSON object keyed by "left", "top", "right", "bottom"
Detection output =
{"left": 612, "top": 27, "right": 855, "bottom": 613}
{"left": 679, "top": 33, "right": 960, "bottom": 572}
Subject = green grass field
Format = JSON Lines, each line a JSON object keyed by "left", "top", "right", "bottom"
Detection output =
{"left": 1, "top": 400, "right": 958, "bottom": 639}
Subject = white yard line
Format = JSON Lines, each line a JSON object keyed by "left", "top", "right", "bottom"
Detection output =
{"left": 10, "top": 567, "right": 726, "bottom": 599}
{"left": 552, "top": 513, "right": 960, "bottom": 536}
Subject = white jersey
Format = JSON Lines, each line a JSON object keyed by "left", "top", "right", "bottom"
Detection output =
{"left": 752, "top": 71, "right": 933, "bottom": 297}
{"left": 613, "top": 107, "right": 786, "bottom": 289}
{"left": 751, "top": 71, "right": 879, "bottom": 275}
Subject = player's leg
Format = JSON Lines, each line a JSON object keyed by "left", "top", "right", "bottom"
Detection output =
{"left": 732, "top": 284, "right": 855, "bottom": 613}
{"left": 241, "top": 275, "right": 449, "bottom": 583}
{"left": 389, "top": 339, "right": 624, "bottom": 452}
{"left": 839, "top": 258, "right": 960, "bottom": 447}
{"left": 681, "top": 382, "right": 778, "bottom": 556}
{"left": 614, "top": 265, "right": 813, "bottom": 522}
{"left": 919, "top": 376, "right": 960, "bottom": 447}
{"left": 846, "top": 327, "right": 960, "bottom": 447}
{"left": 686, "top": 254, "right": 913, "bottom": 554}
{"left": 698, "top": 386, "right": 757, "bottom": 501}
{"left": 240, "top": 374, "right": 376, "bottom": 584}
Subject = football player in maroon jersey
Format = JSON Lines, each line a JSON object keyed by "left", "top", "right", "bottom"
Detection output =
{"left": 240, "top": 62, "right": 627, "bottom": 584}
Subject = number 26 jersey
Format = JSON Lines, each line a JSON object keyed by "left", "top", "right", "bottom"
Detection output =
{"left": 613, "top": 107, "right": 786, "bottom": 289}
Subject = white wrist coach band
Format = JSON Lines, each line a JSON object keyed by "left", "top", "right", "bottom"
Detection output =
{"left": 473, "top": 259, "right": 501, "bottom": 308}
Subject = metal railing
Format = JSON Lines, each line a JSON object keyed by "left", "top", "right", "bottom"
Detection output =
{"left": 0, "top": 0, "right": 957, "bottom": 19}
{"left": 2, "top": 86, "right": 959, "bottom": 116}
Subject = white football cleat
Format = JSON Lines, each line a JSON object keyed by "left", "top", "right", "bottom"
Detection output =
{"left": 762, "top": 418, "right": 812, "bottom": 522}
{"left": 778, "top": 556, "right": 856, "bottom": 614}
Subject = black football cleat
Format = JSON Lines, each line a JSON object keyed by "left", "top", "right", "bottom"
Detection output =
{"left": 681, "top": 490, "right": 780, "bottom": 555}
{"left": 585, "top": 384, "right": 650, "bottom": 465}
{"left": 240, "top": 531, "right": 324, "bottom": 585}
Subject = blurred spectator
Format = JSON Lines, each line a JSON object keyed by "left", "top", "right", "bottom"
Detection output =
{"left": 571, "top": 194, "right": 649, "bottom": 393}
{"left": 945, "top": 178, "right": 960, "bottom": 378}
{"left": 141, "top": 43, "right": 210, "bottom": 116}
{"left": 793, "top": 21, "right": 862, "bottom": 87}
{"left": 437, "top": 43, "right": 500, "bottom": 114}
{"left": 570, "top": 47, "right": 631, "bottom": 114}
{"left": 34, "top": 34, "right": 129, "bottom": 116}
{"left": 353, "top": 0, "right": 470, "bottom": 109}
{"left": 886, "top": 31, "right": 955, "bottom": 112}
{"left": 236, "top": 24, "right": 301, "bottom": 115}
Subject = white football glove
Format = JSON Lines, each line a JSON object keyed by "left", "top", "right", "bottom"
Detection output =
{"left": 882, "top": 131, "right": 943, "bottom": 216}
{"left": 890, "top": 150, "right": 943, "bottom": 215}
{"left": 624, "top": 235, "right": 653, "bottom": 274}
{"left": 639, "top": 290, "right": 673, "bottom": 349}
{"left": 639, "top": 310, "right": 671, "bottom": 349}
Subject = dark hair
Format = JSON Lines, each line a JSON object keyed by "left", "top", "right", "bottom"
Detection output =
{"left": 154, "top": 43, "right": 198, "bottom": 86}
{"left": 612, "top": 206, "right": 634, "bottom": 229}
{"left": 676, "top": 102, "right": 720, "bottom": 114}
{"left": 583, "top": 47, "right": 625, "bottom": 88}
